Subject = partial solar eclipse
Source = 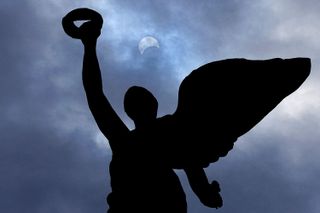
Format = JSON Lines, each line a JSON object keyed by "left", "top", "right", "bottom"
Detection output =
{"left": 138, "top": 36, "right": 160, "bottom": 54}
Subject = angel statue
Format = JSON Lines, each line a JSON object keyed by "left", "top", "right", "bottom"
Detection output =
{"left": 62, "top": 8, "right": 311, "bottom": 213}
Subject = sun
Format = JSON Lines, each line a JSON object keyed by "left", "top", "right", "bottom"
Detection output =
{"left": 138, "top": 36, "right": 160, "bottom": 54}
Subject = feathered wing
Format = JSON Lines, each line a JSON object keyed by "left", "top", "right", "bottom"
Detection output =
{"left": 160, "top": 58, "right": 311, "bottom": 169}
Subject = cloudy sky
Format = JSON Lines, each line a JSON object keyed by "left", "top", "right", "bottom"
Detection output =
{"left": 1, "top": 0, "right": 320, "bottom": 212}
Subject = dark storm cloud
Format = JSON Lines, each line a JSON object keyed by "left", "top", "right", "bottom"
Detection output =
{"left": 1, "top": 0, "right": 319, "bottom": 213}
{"left": 0, "top": 1, "right": 111, "bottom": 212}
{"left": 1, "top": 120, "right": 110, "bottom": 213}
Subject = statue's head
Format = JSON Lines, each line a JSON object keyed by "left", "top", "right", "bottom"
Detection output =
{"left": 124, "top": 86, "right": 158, "bottom": 128}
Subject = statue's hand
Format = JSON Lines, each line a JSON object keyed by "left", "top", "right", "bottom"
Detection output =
{"left": 78, "top": 21, "right": 101, "bottom": 45}
{"left": 199, "top": 180, "right": 223, "bottom": 209}
{"left": 62, "top": 8, "right": 103, "bottom": 44}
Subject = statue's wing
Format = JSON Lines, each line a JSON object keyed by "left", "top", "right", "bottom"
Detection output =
{"left": 159, "top": 58, "right": 310, "bottom": 169}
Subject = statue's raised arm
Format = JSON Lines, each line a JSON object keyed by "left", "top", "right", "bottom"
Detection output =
{"left": 62, "top": 8, "right": 129, "bottom": 152}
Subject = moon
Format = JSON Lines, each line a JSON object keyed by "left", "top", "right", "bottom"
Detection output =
{"left": 138, "top": 36, "right": 160, "bottom": 54}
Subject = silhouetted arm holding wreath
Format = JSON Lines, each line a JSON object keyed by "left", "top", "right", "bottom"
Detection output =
{"left": 80, "top": 22, "right": 129, "bottom": 151}
{"left": 62, "top": 8, "right": 129, "bottom": 149}
{"left": 185, "top": 167, "right": 223, "bottom": 209}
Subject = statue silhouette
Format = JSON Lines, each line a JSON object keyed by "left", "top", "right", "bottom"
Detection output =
{"left": 62, "top": 8, "right": 311, "bottom": 212}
